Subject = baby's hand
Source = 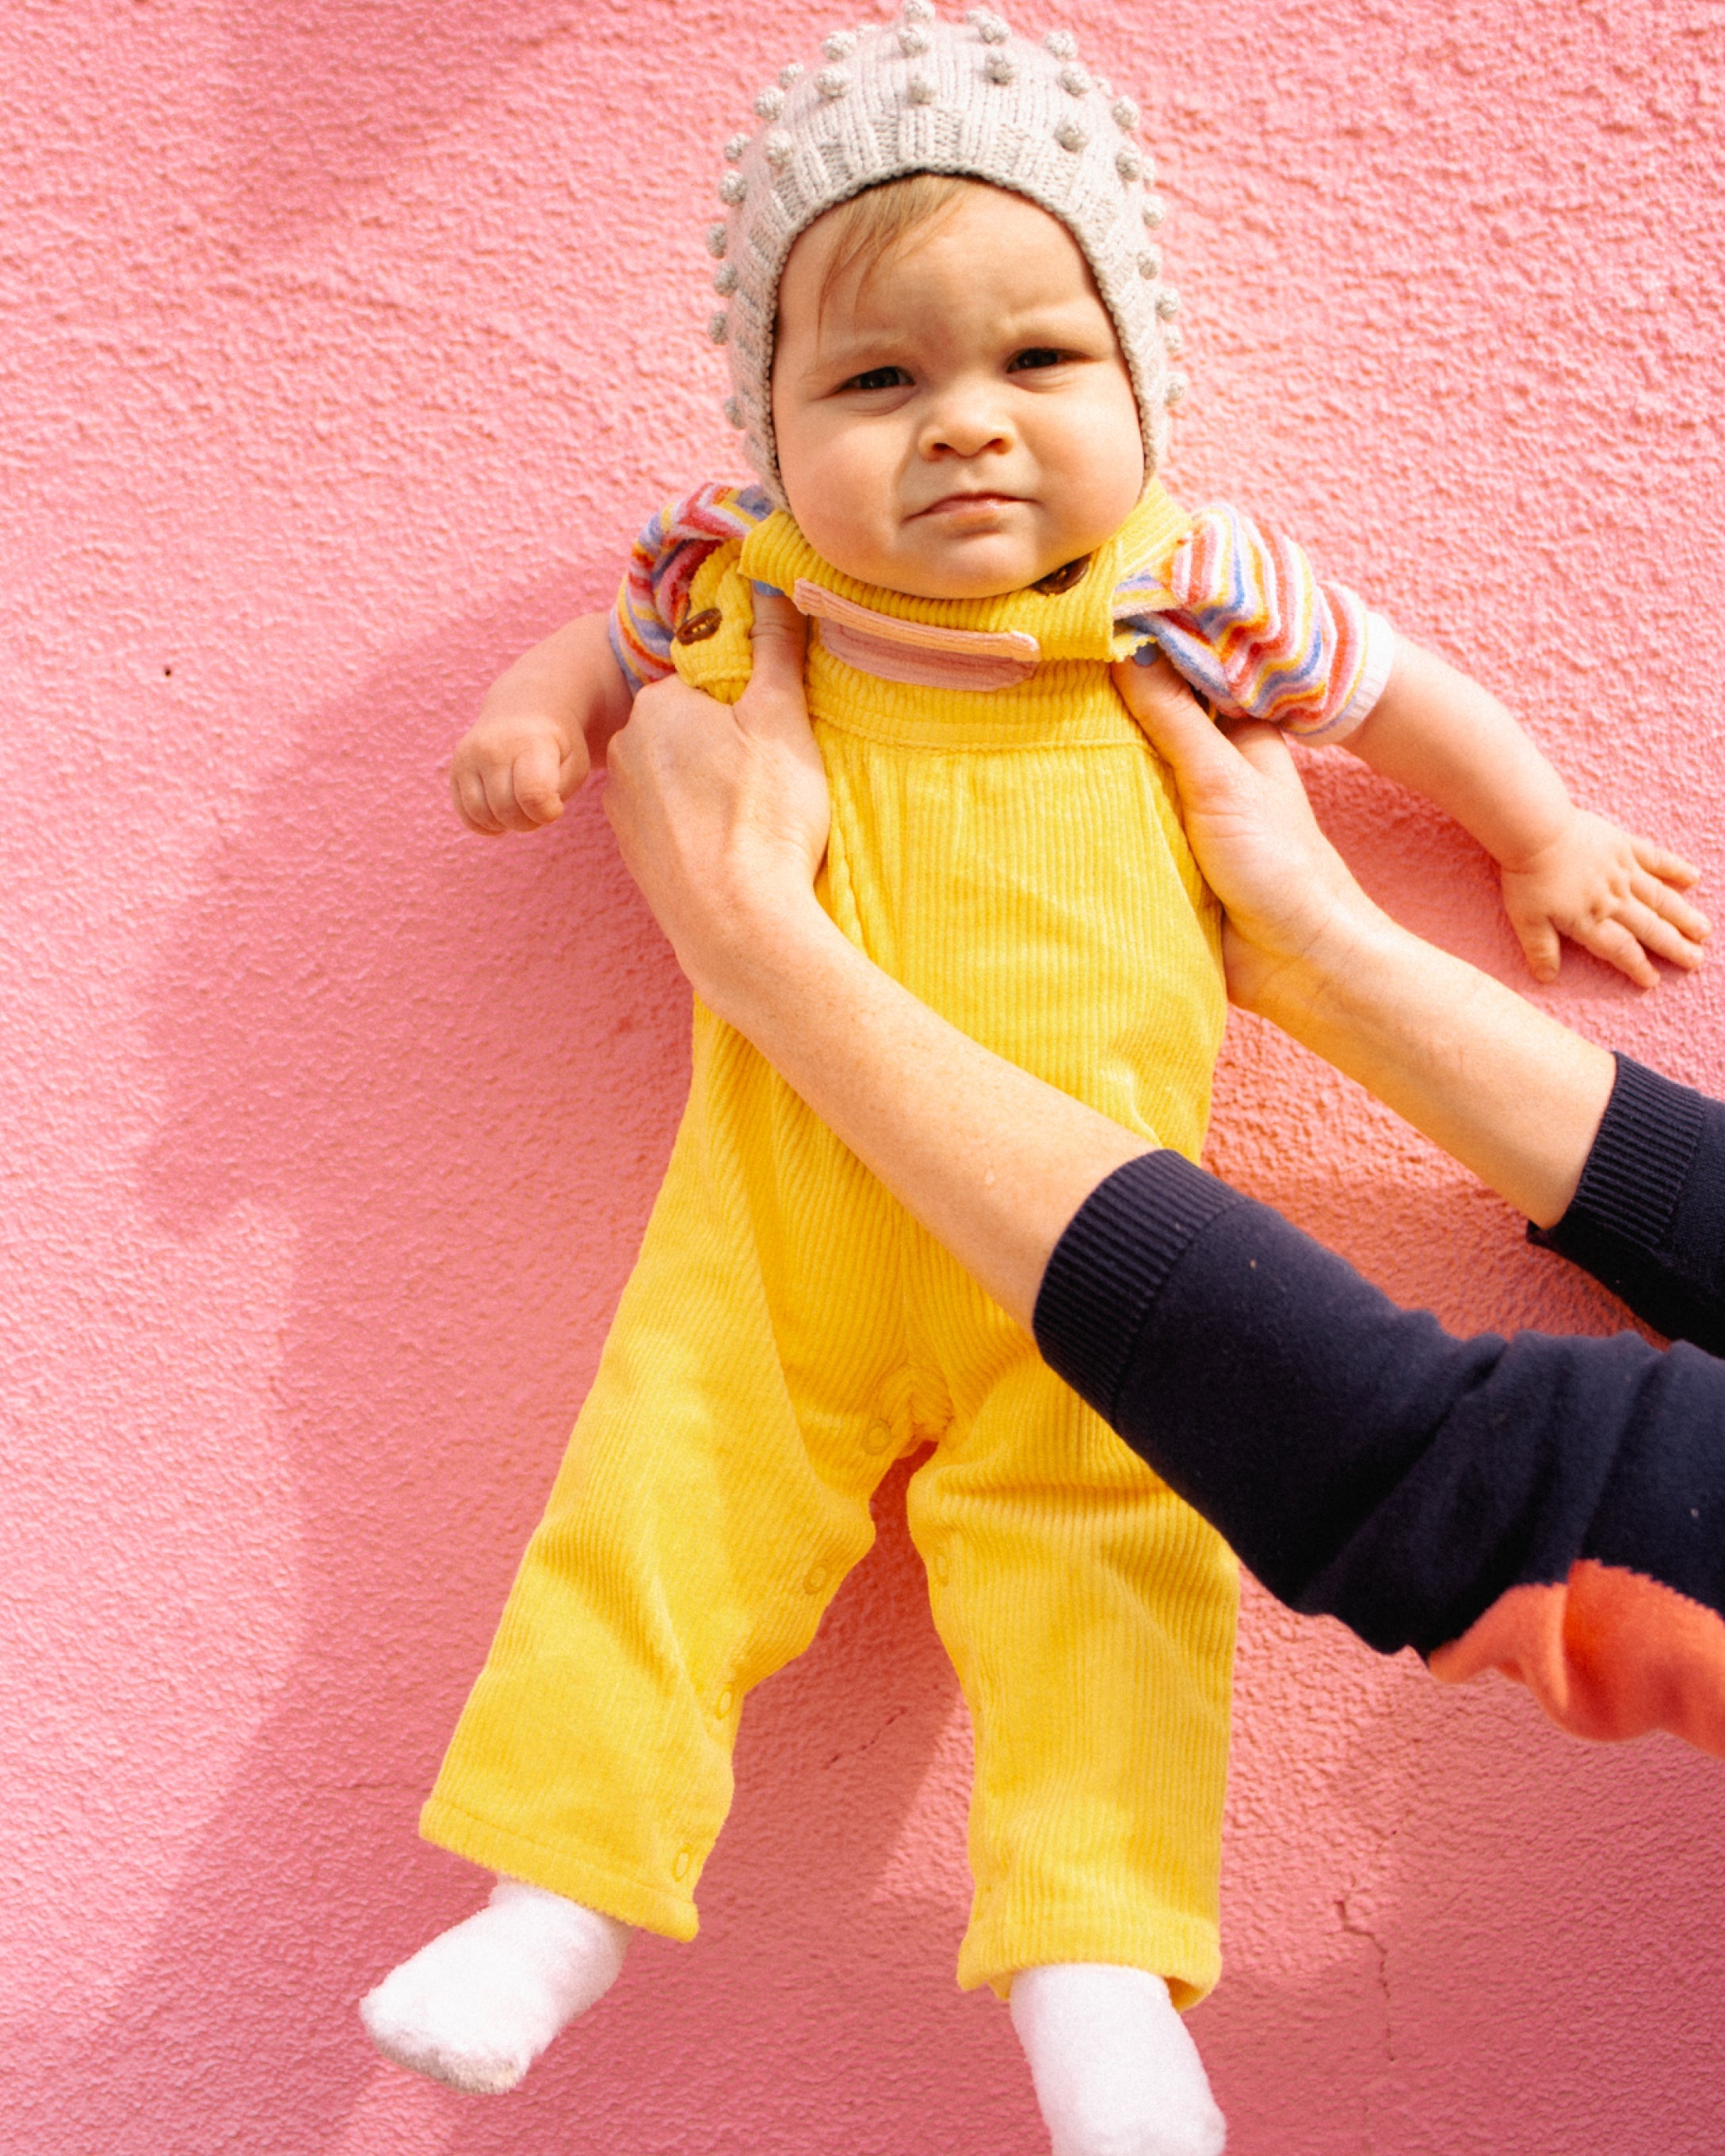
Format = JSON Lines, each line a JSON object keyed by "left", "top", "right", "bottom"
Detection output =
{"left": 452, "top": 612, "right": 632, "bottom": 834}
{"left": 1500, "top": 808, "right": 1709, "bottom": 988}
{"left": 451, "top": 710, "right": 590, "bottom": 835}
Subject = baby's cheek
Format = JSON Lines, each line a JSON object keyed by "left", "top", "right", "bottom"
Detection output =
{"left": 1065, "top": 415, "right": 1145, "bottom": 540}
{"left": 781, "top": 442, "right": 895, "bottom": 586}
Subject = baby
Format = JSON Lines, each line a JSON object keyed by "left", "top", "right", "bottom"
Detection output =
{"left": 362, "top": 10, "right": 1707, "bottom": 2153}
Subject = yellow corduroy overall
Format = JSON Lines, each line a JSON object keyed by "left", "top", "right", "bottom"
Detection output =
{"left": 424, "top": 489, "right": 1238, "bottom": 2003}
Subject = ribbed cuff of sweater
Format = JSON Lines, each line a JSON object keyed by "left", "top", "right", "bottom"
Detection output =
{"left": 1032, "top": 1149, "right": 1246, "bottom": 1423}
{"left": 1528, "top": 1052, "right": 1725, "bottom": 1354}
{"left": 1532, "top": 1053, "right": 1704, "bottom": 1260}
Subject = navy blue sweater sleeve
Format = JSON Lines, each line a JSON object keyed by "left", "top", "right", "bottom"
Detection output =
{"left": 1032, "top": 1143, "right": 1725, "bottom": 1672}
{"left": 1530, "top": 1054, "right": 1725, "bottom": 1355}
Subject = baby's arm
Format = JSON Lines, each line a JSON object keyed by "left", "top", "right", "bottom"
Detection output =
{"left": 452, "top": 612, "right": 633, "bottom": 835}
{"left": 1148, "top": 508, "right": 1708, "bottom": 988}
{"left": 453, "top": 486, "right": 773, "bottom": 837}
{"left": 1347, "top": 642, "right": 1709, "bottom": 987}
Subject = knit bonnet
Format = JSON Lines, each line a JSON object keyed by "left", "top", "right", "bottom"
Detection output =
{"left": 704, "top": 2, "right": 1184, "bottom": 507}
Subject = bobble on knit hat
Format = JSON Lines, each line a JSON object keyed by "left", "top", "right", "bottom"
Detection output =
{"left": 704, "top": 2, "right": 1185, "bottom": 506}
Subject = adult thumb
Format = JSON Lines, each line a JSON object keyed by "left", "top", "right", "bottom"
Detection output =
{"left": 1114, "top": 652, "right": 1309, "bottom": 818}
{"left": 1112, "top": 653, "right": 1233, "bottom": 788}
{"left": 741, "top": 586, "right": 810, "bottom": 729}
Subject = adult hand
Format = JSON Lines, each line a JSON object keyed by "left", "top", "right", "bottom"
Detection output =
{"left": 616, "top": 597, "right": 1148, "bottom": 1332}
{"left": 1112, "top": 656, "right": 1385, "bottom": 1017}
{"left": 1116, "top": 653, "right": 1616, "bottom": 1224}
{"left": 604, "top": 591, "right": 826, "bottom": 1012}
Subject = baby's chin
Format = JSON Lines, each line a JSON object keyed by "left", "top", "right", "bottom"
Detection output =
{"left": 831, "top": 536, "right": 1082, "bottom": 603}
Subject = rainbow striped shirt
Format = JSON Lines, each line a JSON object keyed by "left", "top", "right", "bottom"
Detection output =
{"left": 609, "top": 483, "right": 1393, "bottom": 745}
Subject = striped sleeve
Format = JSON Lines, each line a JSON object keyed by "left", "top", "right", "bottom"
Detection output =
{"left": 606, "top": 482, "right": 774, "bottom": 696}
{"left": 1124, "top": 503, "right": 1397, "bottom": 745}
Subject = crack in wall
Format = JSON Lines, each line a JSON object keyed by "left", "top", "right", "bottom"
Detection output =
{"left": 1336, "top": 1888, "right": 1395, "bottom": 2154}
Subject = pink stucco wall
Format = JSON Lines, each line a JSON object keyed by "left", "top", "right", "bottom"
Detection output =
{"left": 4, "top": 2, "right": 1723, "bottom": 2150}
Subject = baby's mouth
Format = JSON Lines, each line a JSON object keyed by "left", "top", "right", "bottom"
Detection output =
{"left": 913, "top": 491, "right": 1025, "bottom": 522}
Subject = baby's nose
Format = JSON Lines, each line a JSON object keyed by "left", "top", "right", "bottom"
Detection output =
{"left": 920, "top": 391, "right": 1011, "bottom": 457}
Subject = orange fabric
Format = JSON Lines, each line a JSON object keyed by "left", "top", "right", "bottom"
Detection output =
{"left": 1429, "top": 1559, "right": 1725, "bottom": 1755}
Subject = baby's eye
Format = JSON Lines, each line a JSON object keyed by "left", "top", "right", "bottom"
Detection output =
{"left": 842, "top": 365, "right": 912, "bottom": 392}
{"left": 1007, "top": 347, "right": 1070, "bottom": 372}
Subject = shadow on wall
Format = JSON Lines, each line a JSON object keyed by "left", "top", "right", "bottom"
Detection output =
{"left": 27, "top": 575, "right": 1724, "bottom": 2154}
{"left": 1200, "top": 1581, "right": 1725, "bottom": 2156}
{"left": 17, "top": 0, "right": 1717, "bottom": 2148}
{"left": 1193, "top": 792, "right": 1725, "bottom": 2154}
{"left": 32, "top": 578, "right": 1042, "bottom": 2156}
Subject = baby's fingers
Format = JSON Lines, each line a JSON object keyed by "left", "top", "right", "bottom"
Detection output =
{"left": 509, "top": 739, "right": 567, "bottom": 828}
{"left": 453, "top": 761, "right": 506, "bottom": 835}
{"left": 1509, "top": 910, "right": 1563, "bottom": 984}
{"left": 1619, "top": 889, "right": 1708, "bottom": 972}
{"left": 473, "top": 740, "right": 565, "bottom": 833}
{"left": 1632, "top": 868, "right": 1711, "bottom": 948}
{"left": 1571, "top": 913, "right": 1661, "bottom": 990}
{"left": 1631, "top": 833, "right": 1702, "bottom": 890}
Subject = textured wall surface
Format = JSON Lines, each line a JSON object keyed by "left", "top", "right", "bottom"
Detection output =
{"left": 4, "top": 2, "right": 1723, "bottom": 2151}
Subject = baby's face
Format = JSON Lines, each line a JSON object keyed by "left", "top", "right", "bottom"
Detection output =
{"left": 771, "top": 184, "right": 1145, "bottom": 600}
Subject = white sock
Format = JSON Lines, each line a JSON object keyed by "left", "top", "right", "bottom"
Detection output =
{"left": 360, "top": 1876, "right": 631, "bottom": 2094}
{"left": 1009, "top": 1963, "right": 1227, "bottom": 2156}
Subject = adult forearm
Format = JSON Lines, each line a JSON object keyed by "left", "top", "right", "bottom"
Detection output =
{"left": 702, "top": 903, "right": 1148, "bottom": 1332}
{"left": 1114, "top": 661, "right": 1613, "bottom": 1222}
{"left": 1249, "top": 904, "right": 1615, "bottom": 1228}
{"left": 1034, "top": 1145, "right": 1725, "bottom": 1758}
{"left": 606, "top": 606, "right": 1150, "bottom": 1331}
